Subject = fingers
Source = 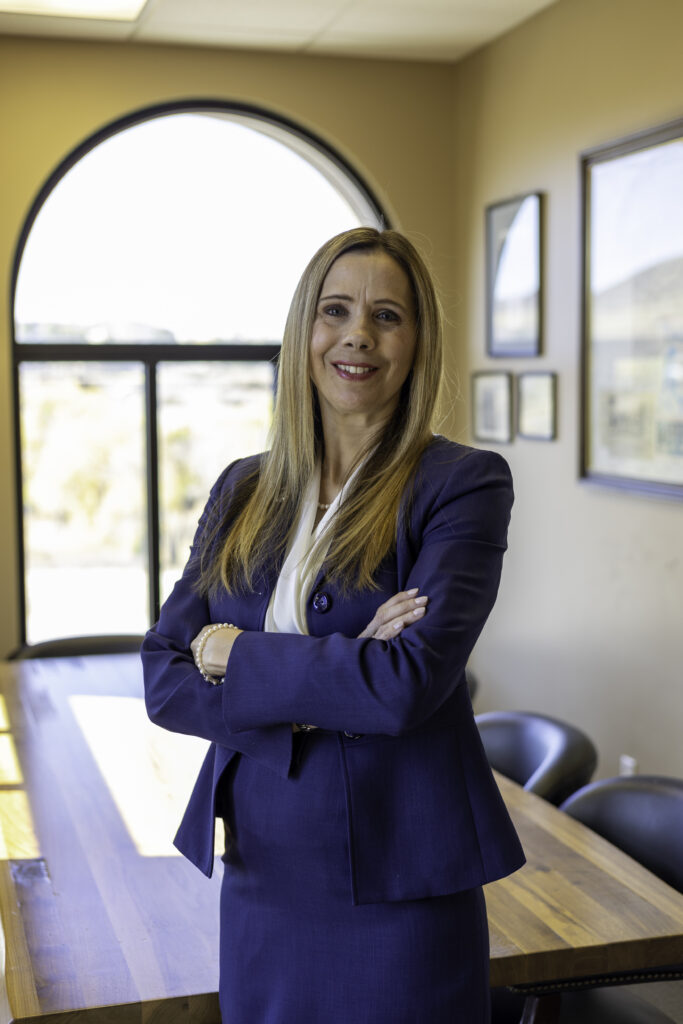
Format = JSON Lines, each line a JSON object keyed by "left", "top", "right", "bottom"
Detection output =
{"left": 373, "top": 591, "right": 426, "bottom": 629}
{"left": 358, "top": 588, "right": 429, "bottom": 639}
{"left": 380, "top": 588, "right": 420, "bottom": 613}
{"left": 372, "top": 603, "right": 427, "bottom": 640}
{"left": 375, "top": 589, "right": 428, "bottom": 626}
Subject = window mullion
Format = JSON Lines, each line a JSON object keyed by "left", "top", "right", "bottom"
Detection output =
{"left": 146, "top": 361, "right": 161, "bottom": 625}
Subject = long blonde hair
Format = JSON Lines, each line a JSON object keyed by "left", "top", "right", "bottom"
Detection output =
{"left": 198, "top": 227, "right": 443, "bottom": 596}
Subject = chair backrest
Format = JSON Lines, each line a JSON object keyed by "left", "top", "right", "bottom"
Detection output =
{"left": 560, "top": 776, "right": 683, "bottom": 893}
{"left": 12, "top": 635, "right": 145, "bottom": 659}
{"left": 465, "top": 668, "right": 478, "bottom": 702}
{"left": 475, "top": 710, "right": 598, "bottom": 806}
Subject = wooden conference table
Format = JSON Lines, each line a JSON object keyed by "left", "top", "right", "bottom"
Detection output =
{"left": 0, "top": 655, "right": 682, "bottom": 1023}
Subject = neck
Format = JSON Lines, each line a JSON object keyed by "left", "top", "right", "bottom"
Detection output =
{"left": 317, "top": 427, "right": 377, "bottom": 510}
{"left": 318, "top": 411, "right": 388, "bottom": 488}
{"left": 320, "top": 446, "right": 357, "bottom": 490}
{"left": 320, "top": 428, "right": 375, "bottom": 490}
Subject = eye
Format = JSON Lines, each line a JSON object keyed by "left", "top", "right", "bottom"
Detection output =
{"left": 376, "top": 308, "right": 400, "bottom": 322}
{"left": 322, "top": 303, "right": 346, "bottom": 318}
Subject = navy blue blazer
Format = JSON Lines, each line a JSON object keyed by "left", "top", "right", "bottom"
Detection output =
{"left": 141, "top": 435, "right": 525, "bottom": 905}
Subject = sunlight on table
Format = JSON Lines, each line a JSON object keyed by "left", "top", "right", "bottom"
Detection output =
{"left": 0, "top": 695, "right": 41, "bottom": 858}
{"left": 0, "top": 792, "right": 40, "bottom": 859}
{"left": 69, "top": 694, "right": 211, "bottom": 857}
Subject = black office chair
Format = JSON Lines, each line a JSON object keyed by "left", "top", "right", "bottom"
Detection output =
{"left": 465, "top": 667, "right": 479, "bottom": 703}
{"left": 475, "top": 710, "right": 598, "bottom": 806}
{"left": 494, "top": 982, "right": 678, "bottom": 1024}
{"left": 11, "top": 635, "right": 145, "bottom": 659}
{"left": 483, "top": 713, "right": 599, "bottom": 1020}
{"left": 492, "top": 772, "right": 682, "bottom": 1024}
{"left": 556, "top": 776, "right": 683, "bottom": 1023}
{"left": 560, "top": 776, "right": 683, "bottom": 891}
{"left": 558, "top": 988, "right": 679, "bottom": 1023}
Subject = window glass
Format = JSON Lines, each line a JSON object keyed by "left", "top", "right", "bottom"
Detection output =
{"left": 20, "top": 362, "right": 148, "bottom": 643}
{"left": 15, "top": 113, "right": 367, "bottom": 344}
{"left": 158, "top": 361, "right": 274, "bottom": 602}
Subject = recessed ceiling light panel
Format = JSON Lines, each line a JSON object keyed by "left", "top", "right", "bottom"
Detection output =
{"left": 0, "top": 0, "right": 147, "bottom": 20}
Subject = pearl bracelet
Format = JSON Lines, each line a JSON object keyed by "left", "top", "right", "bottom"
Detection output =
{"left": 195, "top": 622, "right": 235, "bottom": 686}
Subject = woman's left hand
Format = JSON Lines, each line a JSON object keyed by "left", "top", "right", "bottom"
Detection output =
{"left": 357, "top": 588, "right": 428, "bottom": 641}
{"left": 191, "top": 624, "right": 243, "bottom": 679}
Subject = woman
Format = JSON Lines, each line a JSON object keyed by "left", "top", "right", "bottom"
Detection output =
{"left": 142, "top": 227, "right": 524, "bottom": 1023}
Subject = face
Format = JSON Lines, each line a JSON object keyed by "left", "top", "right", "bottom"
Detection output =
{"left": 309, "top": 250, "right": 417, "bottom": 433}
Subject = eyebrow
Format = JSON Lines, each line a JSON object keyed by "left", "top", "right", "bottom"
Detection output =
{"left": 319, "top": 293, "right": 409, "bottom": 312}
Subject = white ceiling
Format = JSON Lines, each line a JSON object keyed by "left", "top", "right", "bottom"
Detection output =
{"left": 0, "top": 0, "right": 558, "bottom": 62}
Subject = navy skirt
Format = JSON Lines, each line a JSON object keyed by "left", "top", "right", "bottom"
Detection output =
{"left": 218, "top": 730, "right": 490, "bottom": 1024}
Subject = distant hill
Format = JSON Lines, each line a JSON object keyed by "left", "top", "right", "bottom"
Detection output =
{"left": 16, "top": 321, "right": 176, "bottom": 343}
{"left": 592, "top": 255, "right": 683, "bottom": 344}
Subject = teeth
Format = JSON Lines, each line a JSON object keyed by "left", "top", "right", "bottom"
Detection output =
{"left": 337, "top": 364, "right": 375, "bottom": 375}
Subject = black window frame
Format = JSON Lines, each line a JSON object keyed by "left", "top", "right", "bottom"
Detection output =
{"left": 11, "top": 99, "right": 386, "bottom": 652}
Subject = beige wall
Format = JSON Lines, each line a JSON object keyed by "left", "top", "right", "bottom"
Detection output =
{"left": 0, "top": 36, "right": 456, "bottom": 656}
{"left": 2, "top": 0, "right": 682, "bottom": 781}
{"left": 454, "top": 0, "right": 683, "bottom": 777}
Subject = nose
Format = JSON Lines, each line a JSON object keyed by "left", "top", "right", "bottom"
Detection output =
{"left": 343, "top": 311, "right": 375, "bottom": 349}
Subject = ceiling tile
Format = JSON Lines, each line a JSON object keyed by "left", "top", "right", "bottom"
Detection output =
{"left": 317, "top": 0, "right": 550, "bottom": 43}
{"left": 135, "top": 0, "right": 343, "bottom": 37}
{"left": 307, "top": 0, "right": 556, "bottom": 61}
{"left": 0, "top": 10, "right": 133, "bottom": 36}
{"left": 0, "top": 0, "right": 560, "bottom": 61}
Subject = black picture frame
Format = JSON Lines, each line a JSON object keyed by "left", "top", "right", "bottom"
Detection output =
{"left": 471, "top": 371, "right": 513, "bottom": 444}
{"left": 517, "top": 371, "right": 557, "bottom": 441}
{"left": 581, "top": 118, "right": 683, "bottom": 498}
{"left": 486, "top": 192, "right": 542, "bottom": 357}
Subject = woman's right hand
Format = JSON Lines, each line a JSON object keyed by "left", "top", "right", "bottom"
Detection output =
{"left": 357, "top": 588, "right": 428, "bottom": 640}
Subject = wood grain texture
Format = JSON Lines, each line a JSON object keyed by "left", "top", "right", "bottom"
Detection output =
{"left": 0, "top": 656, "right": 222, "bottom": 1023}
{"left": 488, "top": 773, "right": 683, "bottom": 987}
{"left": 1, "top": 655, "right": 682, "bottom": 1021}
{"left": 0, "top": 859, "right": 40, "bottom": 1020}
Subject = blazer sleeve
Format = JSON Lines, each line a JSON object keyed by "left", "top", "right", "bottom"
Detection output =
{"left": 222, "top": 447, "right": 513, "bottom": 737}
{"left": 141, "top": 461, "right": 294, "bottom": 778}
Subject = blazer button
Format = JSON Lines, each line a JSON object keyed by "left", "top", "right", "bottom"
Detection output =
{"left": 344, "top": 731, "right": 364, "bottom": 739}
{"left": 312, "top": 591, "right": 332, "bottom": 613}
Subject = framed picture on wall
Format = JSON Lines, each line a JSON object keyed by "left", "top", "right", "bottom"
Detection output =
{"left": 486, "top": 192, "right": 542, "bottom": 357}
{"left": 581, "top": 117, "right": 683, "bottom": 497}
{"left": 517, "top": 372, "right": 557, "bottom": 440}
{"left": 471, "top": 371, "right": 513, "bottom": 443}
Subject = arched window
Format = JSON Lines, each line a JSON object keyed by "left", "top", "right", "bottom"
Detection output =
{"left": 13, "top": 102, "right": 385, "bottom": 647}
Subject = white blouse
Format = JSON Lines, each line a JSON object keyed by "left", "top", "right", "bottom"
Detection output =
{"left": 264, "top": 461, "right": 361, "bottom": 636}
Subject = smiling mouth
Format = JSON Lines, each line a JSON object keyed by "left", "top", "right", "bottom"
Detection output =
{"left": 333, "top": 363, "right": 378, "bottom": 379}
